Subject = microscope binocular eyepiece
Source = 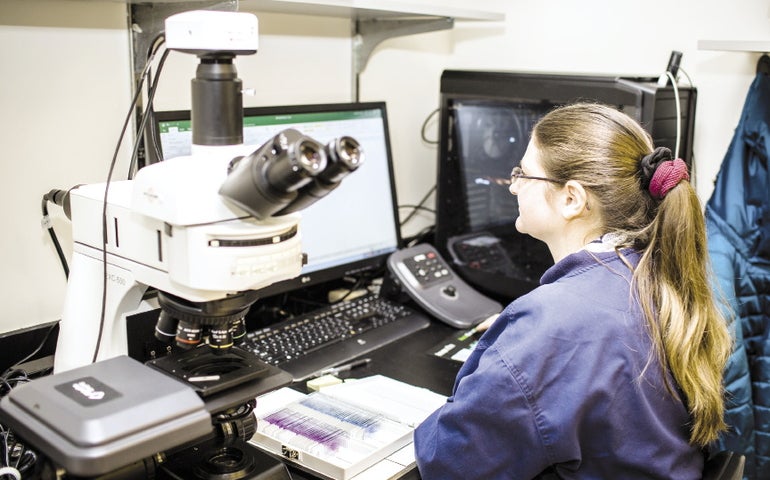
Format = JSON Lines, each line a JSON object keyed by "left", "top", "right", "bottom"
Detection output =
{"left": 219, "top": 128, "right": 327, "bottom": 219}
{"left": 264, "top": 134, "right": 326, "bottom": 193}
{"left": 319, "top": 136, "right": 363, "bottom": 183}
{"left": 275, "top": 135, "right": 365, "bottom": 216}
{"left": 219, "top": 129, "right": 364, "bottom": 219}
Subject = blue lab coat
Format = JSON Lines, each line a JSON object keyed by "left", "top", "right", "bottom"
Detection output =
{"left": 414, "top": 248, "right": 703, "bottom": 479}
{"left": 706, "top": 70, "right": 770, "bottom": 480}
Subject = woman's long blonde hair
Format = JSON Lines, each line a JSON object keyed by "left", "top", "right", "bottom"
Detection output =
{"left": 532, "top": 102, "right": 731, "bottom": 446}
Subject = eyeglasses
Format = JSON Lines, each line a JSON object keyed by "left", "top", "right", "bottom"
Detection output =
{"left": 509, "top": 166, "right": 563, "bottom": 185}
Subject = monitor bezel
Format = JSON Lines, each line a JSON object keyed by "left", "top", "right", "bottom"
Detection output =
{"left": 153, "top": 101, "right": 403, "bottom": 298}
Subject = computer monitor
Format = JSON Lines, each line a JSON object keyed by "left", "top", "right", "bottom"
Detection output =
{"left": 154, "top": 102, "right": 402, "bottom": 298}
{"left": 435, "top": 70, "right": 697, "bottom": 301}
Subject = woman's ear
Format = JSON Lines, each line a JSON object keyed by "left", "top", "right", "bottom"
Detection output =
{"left": 561, "top": 180, "right": 590, "bottom": 220}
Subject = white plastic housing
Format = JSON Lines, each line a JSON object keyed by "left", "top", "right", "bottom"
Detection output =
{"left": 165, "top": 10, "right": 259, "bottom": 55}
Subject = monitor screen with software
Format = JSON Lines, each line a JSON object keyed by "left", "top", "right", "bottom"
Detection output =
{"left": 154, "top": 102, "right": 402, "bottom": 297}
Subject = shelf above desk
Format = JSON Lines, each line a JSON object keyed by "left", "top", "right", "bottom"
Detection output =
{"left": 698, "top": 40, "right": 770, "bottom": 52}
{"left": 127, "top": 0, "right": 505, "bottom": 99}
{"left": 118, "top": 0, "right": 504, "bottom": 21}
{"left": 235, "top": 0, "right": 503, "bottom": 21}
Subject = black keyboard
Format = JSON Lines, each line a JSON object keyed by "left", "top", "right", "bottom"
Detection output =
{"left": 242, "top": 294, "right": 431, "bottom": 381}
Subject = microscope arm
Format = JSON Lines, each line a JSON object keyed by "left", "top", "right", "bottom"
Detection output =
{"left": 56, "top": 248, "right": 150, "bottom": 373}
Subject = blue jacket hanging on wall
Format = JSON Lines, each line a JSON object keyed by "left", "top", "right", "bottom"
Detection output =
{"left": 706, "top": 65, "right": 770, "bottom": 480}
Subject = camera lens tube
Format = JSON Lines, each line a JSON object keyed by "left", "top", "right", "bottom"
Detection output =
{"left": 191, "top": 58, "right": 243, "bottom": 146}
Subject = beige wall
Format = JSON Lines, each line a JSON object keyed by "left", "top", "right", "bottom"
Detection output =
{"left": 1, "top": 0, "right": 767, "bottom": 334}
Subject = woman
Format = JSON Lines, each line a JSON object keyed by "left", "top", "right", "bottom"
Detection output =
{"left": 414, "top": 103, "right": 731, "bottom": 479}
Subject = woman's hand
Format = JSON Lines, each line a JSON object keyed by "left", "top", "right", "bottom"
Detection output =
{"left": 473, "top": 313, "right": 499, "bottom": 332}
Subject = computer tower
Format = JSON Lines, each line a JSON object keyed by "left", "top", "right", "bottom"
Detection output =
{"left": 434, "top": 69, "right": 697, "bottom": 302}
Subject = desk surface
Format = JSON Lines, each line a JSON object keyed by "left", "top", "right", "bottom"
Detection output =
{"left": 284, "top": 318, "right": 463, "bottom": 480}
{"left": 300, "top": 319, "right": 462, "bottom": 396}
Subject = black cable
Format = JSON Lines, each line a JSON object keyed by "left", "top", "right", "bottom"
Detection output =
{"left": 127, "top": 50, "right": 170, "bottom": 178}
{"left": 4, "top": 323, "right": 57, "bottom": 375}
{"left": 93, "top": 38, "right": 168, "bottom": 364}
{"left": 328, "top": 272, "right": 378, "bottom": 304}
{"left": 147, "top": 102, "right": 165, "bottom": 165}
{"left": 146, "top": 55, "right": 167, "bottom": 168}
{"left": 421, "top": 107, "right": 440, "bottom": 144}
{"left": 399, "top": 185, "right": 436, "bottom": 227}
{"left": 398, "top": 204, "right": 435, "bottom": 215}
{"left": 1, "top": 363, "right": 42, "bottom": 479}
{"left": 0, "top": 371, "right": 28, "bottom": 399}
{"left": 404, "top": 224, "right": 435, "bottom": 248}
{"left": 0, "top": 425, "right": 37, "bottom": 478}
{"left": 41, "top": 194, "right": 69, "bottom": 278}
{"left": 1, "top": 428, "right": 10, "bottom": 471}
{"left": 129, "top": 34, "right": 168, "bottom": 178}
{"left": 1, "top": 372, "right": 31, "bottom": 479}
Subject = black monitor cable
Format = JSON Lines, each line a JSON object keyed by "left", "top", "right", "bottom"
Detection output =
{"left": 399, "top": 185, "right": 436, "bottom": 249}
{"left": 92, "top": 34, "right": 168, "bottom": 364}
{"left": 403, "top": 224, "right": 435, "bottom": 248}
{"left": 404, "top": 107, "right": 439, "bottom": 227}
{"left": 399, "top": 184, "right": 436, "bottom": 228}
{"left": 421, "top": 107, "right": 440, "bottom": 145}
{"left": 330, "top": 268, "right": 385, "bottom": 305}
{"left": 399, "top": 203, "right": 435, "bottom": 222}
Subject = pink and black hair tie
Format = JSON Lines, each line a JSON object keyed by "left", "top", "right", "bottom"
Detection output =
{"left": 640, "top": 147, "right": 690, "bottom": 200}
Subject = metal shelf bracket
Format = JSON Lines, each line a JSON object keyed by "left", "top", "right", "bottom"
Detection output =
{"left": 352, "top": 16, "right": 454, "bottom": 99}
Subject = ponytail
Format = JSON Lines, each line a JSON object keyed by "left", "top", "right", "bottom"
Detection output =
{"left": 636, "top": 155, "right": 730, "bottom": 446}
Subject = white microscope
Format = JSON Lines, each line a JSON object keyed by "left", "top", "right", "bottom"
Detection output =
{"left": 0, "top": 10, "right": 362, "bottom": 480}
